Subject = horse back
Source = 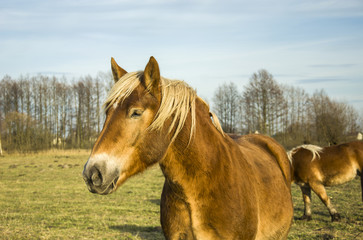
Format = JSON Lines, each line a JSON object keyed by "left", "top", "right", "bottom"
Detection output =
{"left": 321, "top": 141, "right": 363, "bottom": 171}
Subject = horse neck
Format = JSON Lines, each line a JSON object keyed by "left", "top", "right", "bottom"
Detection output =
{"left": 159, "top": 99, "right": 239, "bottom": 191}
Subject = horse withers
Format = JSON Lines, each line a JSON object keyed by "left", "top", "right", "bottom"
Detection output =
{"left": 83, "top": 57, "right": 293, "bottom": 239}
{"left": 288, "top": 141, "right": 363, "bottom": 221}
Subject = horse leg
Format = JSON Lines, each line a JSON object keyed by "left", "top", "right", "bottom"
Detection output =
{"left": 160, "top": 181, "right": 193, "bottom": 240}
{"left": 309, "top": 182, "right": 341, "bottom": 222}
{"left": 299, "top": 186, "right": 312, "bottom": 221}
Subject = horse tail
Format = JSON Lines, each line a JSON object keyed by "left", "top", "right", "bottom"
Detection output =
{"left": 254, "top": 135, "right": 292, "bottom": 184}
{"left": 262, "top": 139, "right": 293, "bottom": 184}
{"left": 269, "top": 144, "right": 292, "bottom": 184}
{"left": 240, "top": 134, "right": 292, "bottom": 184}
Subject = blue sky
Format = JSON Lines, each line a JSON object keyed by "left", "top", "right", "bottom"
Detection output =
{"left": 1, "top": 0, "right": 363, "bottom": 112}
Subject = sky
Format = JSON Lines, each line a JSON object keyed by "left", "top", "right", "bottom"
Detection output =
{"left": 1, "top": 0, "right": 363, "bottom": 113}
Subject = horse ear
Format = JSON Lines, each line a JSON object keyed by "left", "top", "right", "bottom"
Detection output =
{"left": 144, "top": 56, "right": 161, "bottom": 100}
{"left": 111, "top": 57, "right": 127, "bottom": 83}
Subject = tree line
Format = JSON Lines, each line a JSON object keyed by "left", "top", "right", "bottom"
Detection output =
{"left": 213, "top": 69, "right": 361, "bottom": 148}
{"left": 0, "top": 73, "right": 113, "bottom": 153}
{"left": 0, "top": 69, "right": 361, "bottom": 153}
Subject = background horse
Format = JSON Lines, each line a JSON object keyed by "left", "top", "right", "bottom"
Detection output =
{"left": 83, "top": 57, "right": 293, "bottom": 239}
{"left": 288, "top": 141, "right": 363, "bottom": 221}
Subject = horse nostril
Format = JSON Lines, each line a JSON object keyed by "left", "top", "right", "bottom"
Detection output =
{"left": 91, "top": 167, "right": 103, "bottom": 187}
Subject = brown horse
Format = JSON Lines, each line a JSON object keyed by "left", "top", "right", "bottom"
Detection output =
{"left": 83, "top": 57, "right": 293, "bottom": 239}
{"left": 288, "top": 141, "right": 363, "bottom": 221}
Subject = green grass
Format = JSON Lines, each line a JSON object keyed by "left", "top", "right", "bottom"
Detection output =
{"left": 289, "top": 177, "right": 363, "bottom": 239}
{"left": 0, "top": 151, "right": 362, "bottom": 239}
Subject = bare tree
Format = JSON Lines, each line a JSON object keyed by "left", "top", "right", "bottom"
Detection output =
{"left": 0, "top": 72, "right": 114, "bottom": 152}
{"left": 280, "top": 85, "right": 311, "bottom": 147}
{"left": 242, "top": 69, "right": 286, "bottom": 135}
{"left": 0, "top": 80, "right": 3, "bottom": 155}
{"left": 0, "top": 137, "right": 2, "bottom": 156}
{"left": 1, "top": 69, "right": 360, "bottom": 152}
{"left": 212, "top": 82, "right": 240, "bottom": 133}
{"left": 310, "top": 90, "right": 360, "bottom": 145}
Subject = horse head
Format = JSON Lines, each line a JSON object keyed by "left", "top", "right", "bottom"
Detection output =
{"left": 82, "top": 57, "right": 170, "bottom": 194}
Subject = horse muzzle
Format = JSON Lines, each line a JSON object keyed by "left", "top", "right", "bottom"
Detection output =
{"left": 82, "top": 156, "right": 120, "bottom": 195}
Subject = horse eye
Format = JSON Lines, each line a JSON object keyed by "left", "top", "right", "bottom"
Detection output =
{"left": 130, "top": 109, "right": 143, "bottom": 118}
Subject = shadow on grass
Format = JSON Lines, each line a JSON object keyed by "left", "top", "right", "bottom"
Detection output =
{"left": 293, "top": 207, "right": 332, "bottom": 222}
{"left": 148, "top": 198, "right": 160, "bottom": 205}
{"left": 110, "top": 224, "right": 163, "bottom": 239}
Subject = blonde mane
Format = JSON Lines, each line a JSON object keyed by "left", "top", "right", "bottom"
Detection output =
{"left": 104, "top": 71, "right": 224, "bottom": 143}
{"left": 287, "top": 144, "right": 323, "bottom": 162}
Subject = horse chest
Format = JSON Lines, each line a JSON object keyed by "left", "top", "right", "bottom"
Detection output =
{"left": 184, "top": 189, "right": 258, "bottom": 239}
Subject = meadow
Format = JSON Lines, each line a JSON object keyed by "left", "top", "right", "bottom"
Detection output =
{"left": 0, "top": 151, "right": 362, "bottom": 239}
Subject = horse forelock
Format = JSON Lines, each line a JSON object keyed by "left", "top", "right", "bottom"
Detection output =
{"left": 103, "top": 71, "right": 143, "bottom": 111}
{"left": 288, "top": 144, "right": 323, "bottom": 162}
{"left": 103, "top": 71, "right": 224, "bottom": 143}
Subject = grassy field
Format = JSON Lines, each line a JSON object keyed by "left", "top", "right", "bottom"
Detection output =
{"left": 0, "top": 151, "right": 362, "bottom": 239}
